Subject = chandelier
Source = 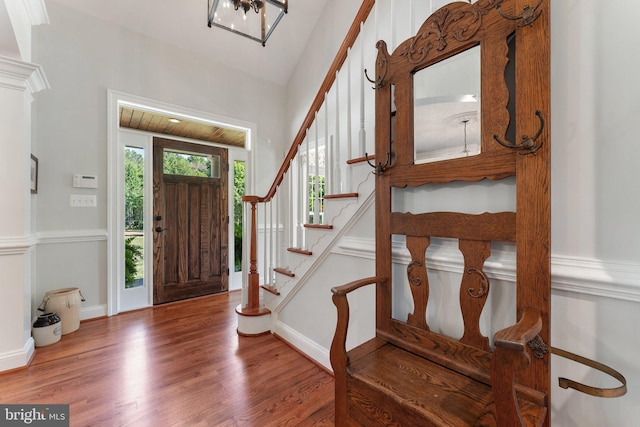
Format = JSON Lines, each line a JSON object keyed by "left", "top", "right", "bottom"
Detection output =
{"left": 233, "top": 1, "right": 264, "bottom": 14}
{"left": 208, "top": 0, "right": 288, "bottom": 46}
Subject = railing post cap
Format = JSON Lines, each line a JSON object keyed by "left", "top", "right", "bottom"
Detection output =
{"left": 242, "top": 195, "right": 261, "bottom": 203}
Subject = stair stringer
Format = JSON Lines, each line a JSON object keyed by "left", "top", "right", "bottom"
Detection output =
{"left": 271, "top": 190, "right": 374, "bottom": 318}
{"left": 269, "top": 165, "right": 374, "bottom": 293}
{"left": 262, "top": 172, "right": 375, "bottom": 318}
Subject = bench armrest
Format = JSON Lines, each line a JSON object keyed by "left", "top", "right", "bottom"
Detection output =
{"left": 330, "top": 276, "right": 386, "bottom": 369}
{"left": 494, "top": 307, "right": 542, "bottom": 353}
{"left": 491, "top": 308, "right": 544, "bottom": 426}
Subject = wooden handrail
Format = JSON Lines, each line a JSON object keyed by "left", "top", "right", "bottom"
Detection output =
{"left": 238, "top": 1, "right": 375, "bottom": 315}
{"left": 255, "top": 0, "right": 375, "bottom": 203}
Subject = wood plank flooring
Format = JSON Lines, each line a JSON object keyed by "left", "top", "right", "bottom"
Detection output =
{"left": 0, "top": 291, "right": 335, "bottom": 426}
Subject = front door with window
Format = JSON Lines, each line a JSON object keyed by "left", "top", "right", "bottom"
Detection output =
{"left": 153, "top": 138, "right": 228, "bottom": 304}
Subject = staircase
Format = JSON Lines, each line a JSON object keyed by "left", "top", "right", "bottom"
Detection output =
{"left": 235, "top": 0, "right": 450, "bottom": 362}
{"left": 264, "top": 161, "right": 374, "bottom": 311}
{"left": 235, "top": 0, "right": 376, "bottom": 336}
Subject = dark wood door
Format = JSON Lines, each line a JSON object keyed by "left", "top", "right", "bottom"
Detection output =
{"left": 153, "top": 138, "right": 228, "bottom": 304}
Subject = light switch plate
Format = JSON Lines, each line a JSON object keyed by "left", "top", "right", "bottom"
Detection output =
{"left": 70, "top": 195, "right": 97, "bottom": 207}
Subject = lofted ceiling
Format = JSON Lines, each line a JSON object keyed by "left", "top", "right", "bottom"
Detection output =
{"left": 48, "top": 0, "right": 329, "bottom": 87}
{"left": 119, "top": 106, "right": 246, "bottom": 147}
{"left": 48, "top": 0, "right": 330, "bottom": 143}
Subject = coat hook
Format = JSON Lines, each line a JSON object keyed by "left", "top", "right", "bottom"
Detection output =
{"left": 497, "top": 0, "right": 543, "bottom": 27}
{"left": 364, "top": 69, "right": 382, "bottom": 89}
{"left": 494, "top": 110, "right": 545, "bottom": 155}
{"left": 364, "top": 55, "right": 389, "bottom": 90}
{"left": 365, "top": 152, "right": 391, "bottom": 176}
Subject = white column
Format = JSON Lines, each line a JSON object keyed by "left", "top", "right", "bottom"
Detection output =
{"left": 0, "top": 55, "right": 49, "bottom": 372}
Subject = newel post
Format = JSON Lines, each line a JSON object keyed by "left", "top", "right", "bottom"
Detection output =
{"left": 236, "top": 195, "right": 271, "bottom": 336}
{"left": 244, "top": 195, "right": 260, "bottom": 310}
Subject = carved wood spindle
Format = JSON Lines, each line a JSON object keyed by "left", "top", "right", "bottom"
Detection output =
{"left": 242, "top": 195, "right": 260, "bottom": 310}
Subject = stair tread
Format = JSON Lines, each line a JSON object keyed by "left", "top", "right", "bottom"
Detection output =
{"left": 303, "top": 224, "right": 333, "bottom": 229}
{"left": 260, "top": 285, "right": 280, "bottom": 295}
{"left": 273, "top": 268, "right": 295, "bottom": 277}
{"left": 325, "top": 193, "right": 358, "bottom": 199}
{"left": 287, "top": 247, "right": 313, "bottom": 256}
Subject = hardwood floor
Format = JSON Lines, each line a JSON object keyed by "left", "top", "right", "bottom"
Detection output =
{"left": 0, "top": 291, "right": 335, "bottom": 426}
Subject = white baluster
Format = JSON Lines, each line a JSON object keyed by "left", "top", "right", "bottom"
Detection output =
{"left": 347, "top": 47, "right": 353, "bottom": 193}
{"left": 297, "top": 151, "right": 303, "bottom": 248}
{"left": 268, "top": 200, "right": 272, "bottom": 285}
{"left": 359, "top": 21, "right": 366, "bottom": 157}
{"left": 335, "top": 69, "right": 341, "bottom": 194}
{"left": 334, "top": 133, "right": 341, "bottom": 195}
{"left": 410, "top": 0, "right": 415, "bottom": 36}
{"left": 271, "top": 194, "right": 281, "bottom": 278}
{"left": 262, "top": 202, "right": 267, "bottom": 284}
{"left": 276, "top": 187, "right": 280, "bottom": 270}
{"left": 304, "top": 131, "right": 310, "bottom": 247}
{"left": 389, "top": 0, "right": 396, "bottom": 52}
{"left": 288, "top": 158, "right": 293, "bottom": 258}
{"left": 374, "top": 0, "right": 379, "bottom": 44}
{"left": 325, "top": 92, "right": 330, "bottom": 199}
{"left": 314, "top": 112, "right": 320, "bottom": 224}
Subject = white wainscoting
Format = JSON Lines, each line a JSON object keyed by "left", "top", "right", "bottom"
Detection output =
{"left": 333, "top": 236, "right": 640, "bottom": 303}
{"left": 36, "top": 229, "right": 109, "bottom": 319}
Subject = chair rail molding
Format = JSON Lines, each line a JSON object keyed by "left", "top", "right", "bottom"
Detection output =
{"left": 0, "top": 234, "right": 38, "bottom": 255}
{"left": 37, "top": 229, "right": 108, "bottom": 245}
{"left": 334, "top": 236, "right": 640, "bottom": 304}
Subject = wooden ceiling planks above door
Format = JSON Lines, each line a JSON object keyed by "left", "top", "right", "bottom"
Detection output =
{"left": 119, "top": 106, "right": 246, "bottom": 148}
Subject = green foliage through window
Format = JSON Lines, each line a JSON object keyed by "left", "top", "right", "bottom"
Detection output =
{"left": 308, "top": 175, "right": 325, "bottom": 224}
{"left": 163, "top": 151, "right": 217, "bottom": 178}
{"left": 234, "top": 161, "right": 246, "bottom": 272}
{"left": 125, "top": 148, "right": 144, "bottom": 230}
{"left": 125, "top": 237, "right": 143, "bottom": 288}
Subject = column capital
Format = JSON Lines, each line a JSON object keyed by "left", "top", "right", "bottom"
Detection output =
{"left": 0, "top": 55, "right": 49, "bottom": 99}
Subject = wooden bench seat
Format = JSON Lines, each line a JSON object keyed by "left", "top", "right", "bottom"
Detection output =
{"left": 346, "top": 340, "right": 547, "bottom": 427}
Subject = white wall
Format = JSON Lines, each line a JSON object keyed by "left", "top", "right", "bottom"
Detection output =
{"left": 277, "top": 0, "right": 640, "bottom": 425}
{"left": 284, "top": 0, "right": 366, "bottom": 145}
{"left": 31, "top": 2, "right": 287, "bottom": 315}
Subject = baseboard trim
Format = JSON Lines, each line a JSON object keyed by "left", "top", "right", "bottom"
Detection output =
{"left": 0, "top": 337, "right": 35, "bottom": 372}
{"left": 273, "top": 321, "right": 331, "bottom": 372}
{"left": 81, "top": 304, "right": 108, "bottom": 320}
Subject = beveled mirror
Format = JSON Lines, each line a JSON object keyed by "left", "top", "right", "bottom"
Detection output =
{"left": 414, "top": 46, "right": 481, "bottom": 163}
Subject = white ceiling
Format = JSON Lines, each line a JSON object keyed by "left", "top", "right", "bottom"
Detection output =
{"left": 48, "top": 0, "right": 328, "bottom": 86}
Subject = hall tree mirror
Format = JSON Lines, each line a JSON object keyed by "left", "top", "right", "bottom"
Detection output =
{"left": 414, "top": 45, "right": 481, "bottom": 163}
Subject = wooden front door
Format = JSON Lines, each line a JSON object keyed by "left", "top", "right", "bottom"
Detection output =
{"left": 153, "top": 138, "right": 228, "bottom": 304}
